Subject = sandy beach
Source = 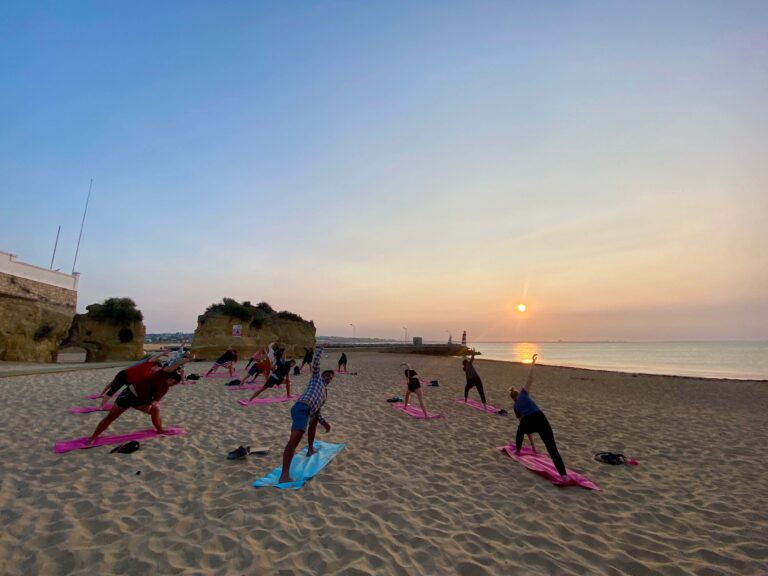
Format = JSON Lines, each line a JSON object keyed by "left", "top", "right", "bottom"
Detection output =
{"left": 1, "top": 350, "right": 766, "bottom": 575}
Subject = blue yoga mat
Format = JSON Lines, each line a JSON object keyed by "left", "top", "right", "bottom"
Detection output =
{"left": 252, "top": 440, "right": 345, "bottom": 490}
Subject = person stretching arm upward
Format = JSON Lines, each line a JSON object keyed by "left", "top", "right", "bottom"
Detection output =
{"left": 278, "top": 347, "right": 335, "bottom": 484}
{"left": 462, "top": 352, "right": 489, "bottom": 410}
{"left": 509, "top": 354, "right": 568, "bottom": 481}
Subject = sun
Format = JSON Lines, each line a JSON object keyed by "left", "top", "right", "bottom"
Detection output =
{"left": 517, "top": 304, "right": 527, "bottom": 313}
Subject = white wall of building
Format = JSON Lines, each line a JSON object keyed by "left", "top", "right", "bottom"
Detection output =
{"left": 0, "top": 251, "right": 80, "bottom": 291}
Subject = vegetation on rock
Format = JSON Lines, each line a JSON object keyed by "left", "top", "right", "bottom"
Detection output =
{"left": 200, "top": 298, "right": 309, "bottom": 325}
{"left": 85, "top": 298, "right": 143, "bottom": 325}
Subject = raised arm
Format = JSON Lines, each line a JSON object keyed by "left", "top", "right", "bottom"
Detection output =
{"left": 468, "top": 352, "right": 475, "bottom": 366}
{"left": 162, "top": 354, "right": 193, "bottom": 374}
{"left": 311, "top": 346, "right": 324, "bottom": 377}
{"left": 522, "top": 354, "right": 538, "bottom": 393}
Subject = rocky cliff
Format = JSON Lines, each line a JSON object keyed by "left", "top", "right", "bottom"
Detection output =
{"left": 191, "top": 299, "right": 315, "bottom": 361}
{"left": 0, "top": 295, "right": 74, "bottom": 362}
{"left": 61, "top": 298, "right": 146, "bottom": 362}
{"left": 63, "top": 315, "right": 145, "bottom": 362}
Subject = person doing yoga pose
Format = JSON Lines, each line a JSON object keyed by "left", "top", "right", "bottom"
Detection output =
{"left": 401, "top": 363, "right": 429, "bottom": 418}
{"left": 88, "top": 354, "right": 193, "bottom": 444}
{"left": 98, "top": 350, "right": 168, "bottom": 407}
{"left": 509, "top": 354, "right": 568, "bottom": 481}
{"left": 462, "top": 351, "right": 489, "bottom": 410}
{"left": 243, "top": 348, "right": 271, "bottom": 383}
{"left": 205, "top": 346, "right": 237, "bottom": 377}
{"left": 299, "top": 347, "right": 314, "bottom": 371}
{"left": 338, "top": 352, "right": 347, "bottom": 373}
{"left": 279, "top": 347, "right": 335, "bottom": 484}
{"left": 247, "top": 357, "right": 296, "bottom": 400}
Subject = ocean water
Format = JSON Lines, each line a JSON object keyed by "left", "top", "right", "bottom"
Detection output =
{"left": 468, "top": 341, "right": 768, "bottom": 380}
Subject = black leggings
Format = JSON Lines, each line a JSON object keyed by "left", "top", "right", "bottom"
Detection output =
{"left": 515, "top": 411, "right": 566, "bottom": 477}
{"left": 106, "top": 370, "right": 129, "bottom": 397}
{"left": 464, "top": 377, "right": 486, "bottom": 404}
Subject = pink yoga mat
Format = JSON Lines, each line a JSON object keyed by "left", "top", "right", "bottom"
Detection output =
{"left": 54, "top": 427, "right": 186, "bottom": 454}
{"left": 238, "top": 396, "right": 296, "bottom": 406}
{"left": 454, "top": 398, "right": 499, "bottom": 413}
{"left": 497, "top": 444, "right": 599, "bottom": 490}
{"left": 391, "top": 403, "right": 441, "bottom": 419}
{"left": 85, "top": 393, "right": 103, "bottom": 400}
{"left": 204, "top": 372, "right": 237, "bottom": 379}
{"left": 69, "top": 404, "right": 113, "bottom": 414}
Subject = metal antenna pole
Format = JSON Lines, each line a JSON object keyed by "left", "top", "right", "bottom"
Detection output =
{"left": 50, "top": 225, "right": 61, "bottom": 269}
{"left": 72, "top": 178, "right": 93, "bottom": 274}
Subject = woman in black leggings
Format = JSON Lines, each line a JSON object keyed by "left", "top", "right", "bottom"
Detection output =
{"left": 462, "top": 352, "right": 488, "bottom": 410}
{"left": 508, "top": 354, "right": 568, "bottom": 481}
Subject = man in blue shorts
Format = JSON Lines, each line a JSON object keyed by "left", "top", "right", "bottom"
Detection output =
{"left": 278, "top": 347, "right": 335, "bottom": 484}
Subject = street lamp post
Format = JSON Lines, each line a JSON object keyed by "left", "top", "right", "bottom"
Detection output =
{"left": 350, "top": 323, "right": 356, "bottom": 345}
{"left": 402, "top": 326, "right": 408, "bottom": 344}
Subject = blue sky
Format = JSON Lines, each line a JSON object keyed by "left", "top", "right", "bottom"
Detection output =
{"left": 2, "top": 1, "right": 766, "bottom": 340}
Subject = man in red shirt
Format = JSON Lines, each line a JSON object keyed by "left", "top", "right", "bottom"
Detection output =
{"left": 88, "top": 354, "right": 193, "bottom": 444}
{"left": 98, "top": 350, "right": 168, "bottom": 407}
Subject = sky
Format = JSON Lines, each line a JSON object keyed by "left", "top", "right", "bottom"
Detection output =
{"left": 1, "top": 1, "right": 767, "bottom": 341}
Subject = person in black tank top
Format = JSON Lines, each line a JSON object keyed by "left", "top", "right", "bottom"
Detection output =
{"left": 247, "top": 359, "right": 297, "bottom": 401}
{"left": 400, "top": 363, "right": 430, "bottom": 418}
{"left": 205, "top": 346, "right": 237, "bottom": 378}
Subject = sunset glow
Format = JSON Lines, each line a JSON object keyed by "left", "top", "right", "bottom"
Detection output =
{"left": 1, "top": 2, "right": 765, "bottom": 342}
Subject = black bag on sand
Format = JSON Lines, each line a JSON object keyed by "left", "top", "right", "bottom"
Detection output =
{"left": 225, "top": 379, "right": 242, "bottom": 386}
{"left": 110, "top": 441, "right": 140, "bottom": 454}
{"left": 594, "top": 452, "right": 627, "bottom": 465}
{"left": 186, "top": 373, "right": 201, "bottom": 380}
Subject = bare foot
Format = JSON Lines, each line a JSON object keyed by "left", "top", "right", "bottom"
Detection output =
{"left": 278, "top": 474, "right": 293, "bottom": 484}
{"left": 306, "top": 447, "right": 318, "bottom": 457}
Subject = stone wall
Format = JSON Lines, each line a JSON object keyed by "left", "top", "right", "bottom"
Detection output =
{"left": 0, "top": 272, "right": 77, "bottom": 309}
{"left": 0, "top": 253, "right": 79, "bottom": 361}
{"left": 0, "top": 296, "right": 75, "bottom": 362}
